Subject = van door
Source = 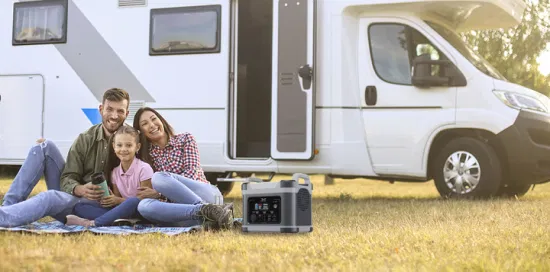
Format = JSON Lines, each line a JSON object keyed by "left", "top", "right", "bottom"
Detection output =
{"left": 0, "top": 75, "right": 44, "bottom": 162}
{"left": 270, "top": 0, "right": 316, "bottom": 160}
{"left": 358, "top": 18, "right": 457, "bottom": 176}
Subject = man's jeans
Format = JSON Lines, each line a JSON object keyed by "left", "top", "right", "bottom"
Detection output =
{"left": 3, "top": 140, "right": 64, "bottom": 205}
{"left": 0, "top": 140, "right": 88, "bottom": 227}
{"left": 137, "top": 172, "right": 224, "bottom": 227}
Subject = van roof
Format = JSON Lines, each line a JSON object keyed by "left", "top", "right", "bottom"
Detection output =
{"left": 341, "top": 0, "right": 526, "bottom": 31}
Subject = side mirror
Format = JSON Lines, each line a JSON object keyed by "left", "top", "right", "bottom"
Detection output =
{"left": 411, "top": 55, "right": 467, "bottom": 88}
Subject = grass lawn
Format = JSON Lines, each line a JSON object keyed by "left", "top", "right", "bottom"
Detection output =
{"left": 0, "top": 174, "right": 549, "bottom": 271}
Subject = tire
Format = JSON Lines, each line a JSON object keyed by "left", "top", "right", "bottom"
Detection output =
{"left": 496, "top": 184, "right": 532, "bottom": 198}
{"left": 205, "top": 173, "right": 235, "bottom": 196}
{"left": 432, "top": 137, "right": 502, "bottom": 199}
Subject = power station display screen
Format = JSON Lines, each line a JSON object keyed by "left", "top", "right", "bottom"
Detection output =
{"left": 248, "top": 196, "right": 281, "bottom": 224}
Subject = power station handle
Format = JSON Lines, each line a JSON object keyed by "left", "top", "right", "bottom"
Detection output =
{"left": 291, "top": 173, "right": 311, "bottom": 185}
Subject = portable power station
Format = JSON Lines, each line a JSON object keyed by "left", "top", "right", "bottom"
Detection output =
{"left": 220, "top": 173, "right": 313, "bottom": 233}
{"left": 219, "top": 173, "right": 313, "bottom": 233}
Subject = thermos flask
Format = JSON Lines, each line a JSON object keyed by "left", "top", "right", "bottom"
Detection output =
{"left": 90, "top": 172, "right": 110, "bottom": 197}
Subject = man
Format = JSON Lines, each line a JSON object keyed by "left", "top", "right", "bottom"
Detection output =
{"left": 0, "top": 88, "right": 130, "bottom": 227}
{"left": 0, "top": 88, "right": 231, "bottom": 229}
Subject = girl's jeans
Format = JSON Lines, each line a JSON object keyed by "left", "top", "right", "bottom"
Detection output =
{"left": 73, "top": 197, "right": 141, "bottom": 226}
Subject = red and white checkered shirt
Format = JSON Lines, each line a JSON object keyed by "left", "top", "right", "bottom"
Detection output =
{"left": 149, "top": 132, "right": 209, "bottom": 183}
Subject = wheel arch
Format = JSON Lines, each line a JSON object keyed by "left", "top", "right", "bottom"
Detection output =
{"left": 425, "top": 128, "right": 509, "bottom": 181}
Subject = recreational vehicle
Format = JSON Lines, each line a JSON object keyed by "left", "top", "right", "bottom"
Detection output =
{"left": 1, "top": 0, "right": 548, "bottom": 198}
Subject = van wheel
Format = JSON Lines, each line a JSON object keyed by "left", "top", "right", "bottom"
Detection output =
{"left": 205, "top": 173, "right": 235, "bottom": 197}
{"left": 496, "top": 184, "right": 532, "bottom": 197}
{"left": 433, "top": 137, "right": 502, "bottom": 199}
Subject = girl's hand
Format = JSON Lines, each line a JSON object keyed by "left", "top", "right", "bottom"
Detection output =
{"left": 100, "top": 195, "right": 124, "bottom": 208}
{"left": 136, "top": 187, "right": 159, "bottom": 200}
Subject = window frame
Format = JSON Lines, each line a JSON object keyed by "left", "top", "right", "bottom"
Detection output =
{"left": 367, "top": 22, "right": 448, "bottom": 86}
{"left": 12, "top": 0, "right": 68, "bottom": 46}
{"left": 149, "top": 5, "right": 222, "bottom": 56}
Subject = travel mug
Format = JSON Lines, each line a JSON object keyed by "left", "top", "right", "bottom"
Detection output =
{"left": 90, "top": 172, "right": 110, "bottom": 197}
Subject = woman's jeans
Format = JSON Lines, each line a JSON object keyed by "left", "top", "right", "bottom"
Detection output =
{"left": 0, "top": 140, "right": 89, "bottom": 227}
{"left": 73, "top": 197, "right": 141, "bottom": 227}
{"left": 137, "top": 172, "right": 223, "bottom": 227}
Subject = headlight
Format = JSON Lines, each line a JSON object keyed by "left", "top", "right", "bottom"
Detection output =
{"left": 493, "top": 90, "right": 548, "bottom": 113}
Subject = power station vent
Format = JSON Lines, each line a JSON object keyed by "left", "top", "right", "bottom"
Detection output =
{"left": 297, "top": 189, "right": 310, "bottom": 212}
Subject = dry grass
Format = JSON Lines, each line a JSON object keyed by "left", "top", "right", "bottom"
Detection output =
{"left": 0, "top": 174, "right": 549, "bottom": 271}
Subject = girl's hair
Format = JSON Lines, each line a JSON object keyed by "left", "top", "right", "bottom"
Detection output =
{"left": 103, "top": 125, "right": 141, "bottom": 187}
{"left": 132, "top": 107, "right": 175, "bottom": 170}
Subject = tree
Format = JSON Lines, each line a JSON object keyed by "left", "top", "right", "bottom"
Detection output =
{"left": 461, "top": 0, "right": 550, "bottom": 95}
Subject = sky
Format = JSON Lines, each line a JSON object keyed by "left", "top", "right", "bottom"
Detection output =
{"left": 539, "top": 43, "right": 550, "bottom": 76}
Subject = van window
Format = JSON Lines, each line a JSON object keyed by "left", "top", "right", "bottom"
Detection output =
{"left": 149, "top": 5, "right": 221, "bottom": 55}
{"left": 368, "top": 23, "right": 449, "bottom": 85}
{"left": 425, "top": 21, "right": 507, "bottom": 81}
{"left": 12, "top": 0, "right": 68, "bottom": 46}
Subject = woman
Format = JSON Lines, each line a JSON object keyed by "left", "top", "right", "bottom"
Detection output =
{"left": 132, "top": 107, "right": 233, "bottom": 230}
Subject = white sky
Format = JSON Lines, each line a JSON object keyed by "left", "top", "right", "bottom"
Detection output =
{"left": 538, "top": 43, "right": 550, "bottom": 76}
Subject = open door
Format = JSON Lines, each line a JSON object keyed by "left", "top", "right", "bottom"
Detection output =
{"left": 270, "top": 0, "right": 315, "bottom": 160}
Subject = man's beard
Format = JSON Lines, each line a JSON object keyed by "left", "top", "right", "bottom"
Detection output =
{"left": 103, "top": 120, "right": 122, "bottom": 133}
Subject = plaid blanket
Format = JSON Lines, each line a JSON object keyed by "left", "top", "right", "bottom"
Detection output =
{"left": 0, "top": 218, "right": 244, "bottom": 236}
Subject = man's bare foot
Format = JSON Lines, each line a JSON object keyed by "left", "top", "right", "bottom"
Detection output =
{"left": 66, "top": 215, "right": 95, "bottom": 227}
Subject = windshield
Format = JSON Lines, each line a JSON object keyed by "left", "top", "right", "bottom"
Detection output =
{"left": 425, "top": 21, "right": 507, "bottom": 81}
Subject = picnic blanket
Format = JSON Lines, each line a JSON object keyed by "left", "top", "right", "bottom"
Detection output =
{"left": 0, "top": 218, "right": 244, "bottom": 236}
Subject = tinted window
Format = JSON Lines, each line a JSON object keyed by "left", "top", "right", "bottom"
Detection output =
{"left": 150, "top": 5, "right": 221, "bottom": 55}
{"left": 368, "top": 23, "right": 449, "bottom": 85}
{"left": 12, "top": 0, "right": 67, "bottom": 45}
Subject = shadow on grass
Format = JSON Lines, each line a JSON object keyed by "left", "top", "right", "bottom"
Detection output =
{"left": 224, "top": 194, "right": 533, "bottom": 205}
{"left": 0, "top": 166, "right": 20, "bottom": 179}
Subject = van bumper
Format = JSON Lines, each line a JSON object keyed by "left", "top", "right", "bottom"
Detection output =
{"left": 496, "top": 110, "right": 550, "bottom": 185}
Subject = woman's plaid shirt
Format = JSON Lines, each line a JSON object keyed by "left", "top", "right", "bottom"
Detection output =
{"left": 149, "top": 132, "right": 209, "bottom": 183}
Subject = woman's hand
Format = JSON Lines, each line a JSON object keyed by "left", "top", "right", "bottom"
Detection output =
{"left": 136, "top": 187, "right": 160, "bottom": 200}
{"left": 100, "top": 195, "right": 125, "bottom": 208}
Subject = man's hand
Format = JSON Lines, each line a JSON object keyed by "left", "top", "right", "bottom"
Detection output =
{"left": 36, "top": 138, "right": 46, "bottom": 144}
{"left": 136, "top": 187, "right": 159, "bottom": 200}
{"left": 74, "top": 183, "right": 104, "bottom": 200}
{"left": 100, "top": 195, "right": 125, "bottom": 208}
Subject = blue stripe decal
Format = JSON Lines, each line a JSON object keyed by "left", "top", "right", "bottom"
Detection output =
{"left": 82, "top": 108, "right": 101, "bottom": 125}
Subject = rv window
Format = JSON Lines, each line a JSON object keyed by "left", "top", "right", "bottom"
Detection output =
{"left": 368, "top": 23, "right": 449, "bottom": 85}
{"left": 149, "top": 5, "right": 221, "bottom": 55}
{"left": 12, "top": 0, "right": 68, "bottom": 46}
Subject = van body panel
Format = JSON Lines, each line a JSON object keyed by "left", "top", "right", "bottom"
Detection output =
{"left": 357, "top": 16, "right": 457, "bottom": 176}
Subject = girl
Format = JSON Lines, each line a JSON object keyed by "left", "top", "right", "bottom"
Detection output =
{"left": 65, "top": 125, "right": 152, "bottom": 227}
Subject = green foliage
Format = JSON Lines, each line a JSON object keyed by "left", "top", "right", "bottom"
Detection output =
{"left": 461, "top": 0, "right": 550, "bottom": 95}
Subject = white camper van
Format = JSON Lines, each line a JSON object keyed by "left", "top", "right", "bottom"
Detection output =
{"left": 1, "top": 0, "right": 548, "bottom": 198}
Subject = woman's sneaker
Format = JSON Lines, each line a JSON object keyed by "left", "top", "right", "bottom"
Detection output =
{"left": 198, "top": 204, "right": 231, "bottom": 230}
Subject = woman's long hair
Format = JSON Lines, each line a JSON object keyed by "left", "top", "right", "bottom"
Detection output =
{"left": 103, "top": 125, "right": 141, "bottom": 188}
{"left": 132, "top": 107, "right": 175, "bottom": 170}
